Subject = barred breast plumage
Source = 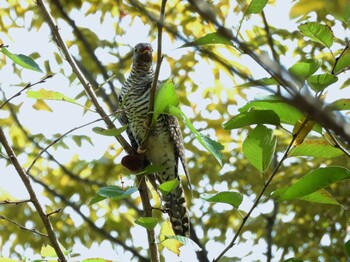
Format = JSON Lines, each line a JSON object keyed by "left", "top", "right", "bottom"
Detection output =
{"left": 119, "top": 43, "right": 190, "bottom": 237}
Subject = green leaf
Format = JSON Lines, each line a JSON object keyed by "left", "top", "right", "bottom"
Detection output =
{"left": 135, "top": 164, "right": 166, "bottom": 176}
{"left": 328, "top": 99, "right": 350, "bottom": 110}
{"left": 279, "top": 167, "right": 350, "bottom": 201}
{"left": 223, "top": 110, "right": 280, "bottom": 130}
{"left": 1, "top": 47, "right": 43, "bottom": 72}
{"left": 334, "top": 48, "right": 350, "bottom": 74}
{"left": 180, "top": 32, "right": 233, "bottom": 48}
{"left": 201, "top": 191, "right": 243, "bottom": 209}
{"left": 0, "top": 258, "right": 18, "bottom": 262}
{"left": 307, "top": 73, "right": 338, "bottom": 92}
{"left": 300, "top": 189, "right": 341, "bottom": 206}
{"left": 72, "top": 135, "right": 94, "bottom": 147}
{"left": 153, "top": 79, "right": 179, "bottom": 125}
{"left": 239, "top": 96, "right": 305, "bottom": 126}
{"left": 166, "top": 105, "right": 224, "bottom": 165}
{"left": 242, "top": 125, "right": 276, "bottom": 172}
{"left": 135, "top": 217, "right": 158, "bottom": 230}
{"left": 246, "top": 0, "right": 268, "bottom": 14}
{"left": 164, "top": 235, "right": 202, "bottom": 252}
{"left": 158, "top": 179, "right": 180, "bottom": 196}
{"left": 288, "top": 59, "right": 321, "bottom": 80}
{"left": 283, "top": 258, "right": 304, "bottom": 262}
{"left": 27, "top": 88, "right": 83, "bottom": 107}
{"left": 298, "top": 22, "right": 333, "bottom": 48}
{"left": 97, "top": 186, "right": 138, "bottom": 200}
{"left": 41, "top": 245, "right": 57, "bottom": 257}
{"left": 289, "top": 139, "right": 344, "bottom": 158}
{"left": 88, "top": 193, "right": 107, "bottom": 205}
{"left": 345, "top": 238, "right": 350, "bottom": 258}
{"left": 239, "top": 78, "right": 280, "bottom": 87}
{"left": 236, "top": 77, "right": 278, "bottom": 88}
{"left": 92, "top": 125, "right": 127, "bottom": 137}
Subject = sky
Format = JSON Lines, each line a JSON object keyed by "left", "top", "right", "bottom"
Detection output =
{"left": 0, "top": 0, "right": 348, "bottom": 261}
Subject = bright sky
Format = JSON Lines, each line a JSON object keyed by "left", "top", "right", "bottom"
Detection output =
{"left": 0, "top": 0, "right": 348, "bottom": 261}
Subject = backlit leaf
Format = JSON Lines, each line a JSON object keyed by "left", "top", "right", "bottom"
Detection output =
{"left": 246, "top": 0, "right": 268, "bottom": 14}
{"left": 293, "top": 118, "right": 316, "bottom": 145}
{"left": 289, "top": 139, "right": 344, "bottom": 158}
{"left": 307, "top": 73, "right": 338, "bottom": 92}
{"left": 158, "top": 179, "right": 180, "bottom": 196}
{"left": 1, "top": 47, "right": 43, "bottom": 72}
{"left": 223, "top": 110, "right": 280, "bottom": 130}
{"left": 236, "top": 77, "right": 278, "bottom": 88}
{"left": 288, "top": 59, "right": 321, "bottom": 79}
{"left": 298, "top": 22, "right": 333, "bottom": 48}
{"left": 300, "top": 189, "right": 341, "bottom": 205}
{"left": 328, "top": 99, "right": 350, "bottom": 110}
{"left": 180, "top": 32, "right": 233, "bottom": 48}
{"left": 97, "top": 186, "right": 138, "bottom": 199}
{"left": 279, "top": 167, "right": 350, "bottom": 201}
{"left": 153, "top": 79, "right": 179, "bottom": 125}
{"left": 334, "top": 48, "right": 350, "bottom": 74}
{"left": 92, "top": 125, "right": 127, "bottom": 137}
{"left": 242, "top": 125, "right": 276, "bottom": 172}
{"left": 159, "top": 222, "right": 182, "bottom": 255}
{"left": 135, "top": 217, "right": 158, "bottom": 230}
{"left": 201, "top": 191, "right": 243, "bottom": 209}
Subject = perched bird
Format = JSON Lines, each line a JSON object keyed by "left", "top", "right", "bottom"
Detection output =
{"left": 119, "top": 43, "right": 190, "bottom": 237}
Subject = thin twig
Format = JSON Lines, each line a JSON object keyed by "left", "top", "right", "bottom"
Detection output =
{"left": 26, "top": 111, "right": 122, "bottom": 174}
{"left": 213, "top": 116, "right": 313, "bottom": 261}
{"left": 324, "top": 128, "right": 350, "bottom": 157}
{"left": 0, "top": 75, "right": 53, "bottom": 109}
{"left": 27, "top": 171, "right": 148, "bottom": 261}
{"left": 35, "top": 0, "right": 134, "bottom": 155}
{"left": 0, "top": 127, "right": 66, "bottom": 261}
{"left": 140, "top": 0, "right": 167, "bottom": 151}
{"left": 46, "top": 208, "right": 63, "bottom": 217}
{"left": 0, "top": 215, "right": 48, "bottom": 238}
{"left": 187, "top": 0, "right": 350, "bottom": 144}
{"left": 0, "top": 199, "right": 31, "bottom": 205}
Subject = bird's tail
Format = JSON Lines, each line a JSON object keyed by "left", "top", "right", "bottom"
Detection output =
{"left": 163, "top": 181, "right": 190, "bottom": 237}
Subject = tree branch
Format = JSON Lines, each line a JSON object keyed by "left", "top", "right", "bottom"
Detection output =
{"left": 35, "top": 0, "right": 134, "bottom": 154}
{"left": 0, "top": 127, "right": 66, "bottom": 261}
{"left": 0, "top": 75, "right": 52, "bottom": 110}
{"left": 26, "top": 111, "right": 122, "bottom": 174}
{"left": 27, "top": 172, "right": 149, "bottom": 262}
{"left": 0, "top": 215, "right": 48, "bottom": 238}
{"left": 0, "top": 199, "right": 31, "bottom": 205}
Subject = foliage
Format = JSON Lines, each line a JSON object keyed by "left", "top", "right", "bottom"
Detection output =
{"left": 0, "top": 0, "right": 350, "bottom": 261}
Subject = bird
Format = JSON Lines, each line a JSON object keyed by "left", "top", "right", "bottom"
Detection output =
{"left": 119, "top": 42, "right": 190, "bottom": 237}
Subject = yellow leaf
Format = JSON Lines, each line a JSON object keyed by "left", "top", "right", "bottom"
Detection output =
{"left": 32, "top": 99, "right": 53, "bottom": 112}
{"left": 159, "top": 222, "right": 183, "bottom": 255}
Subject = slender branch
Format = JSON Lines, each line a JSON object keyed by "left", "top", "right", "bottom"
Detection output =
{"left": 0, "top": 199, "right": 31, "bottom": 205}
{"left": 138, "top": 176, "right": 160, "bottom": 262}
{"left": 0, "top": 127, "right": 66, "bottom": 261}
{"left": 0, "top": 215, "right": 48, "bottom": 238}
{"left": 139, "top": 0, "right": 167, "bottom": 152}
{"left": 0, "top": 75, "right": 52, "bottom": 109}
{"left": 26, "top": 111, "right": 122, "bottom": 174}
{"left": 35, "top": 0, "right": 134, "bottom": 155}
{"left": 187, "top": 0, "right": 350, "bottom": 144}
{"left": 46, "top": 208, "right": 63, "bottom": 217}
{"left": 324, "top": 128, "right": 350, "bottom": 158}
{"left": 49, "top": 0, "right": 120, "bottom": 103}
{"left": 213, "top": 117, "right": 313, "bottom": 261}
{"left": 27, "top": 171, "right": 148, "bottom": 261}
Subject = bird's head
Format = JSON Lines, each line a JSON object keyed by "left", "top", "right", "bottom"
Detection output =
{"left": 132, "top": 43, "right": 153, "bottom": 68}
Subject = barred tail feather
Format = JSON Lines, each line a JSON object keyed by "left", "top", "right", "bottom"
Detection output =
{"left": 164, "top": 183, "right": 190, "bottom": 237}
